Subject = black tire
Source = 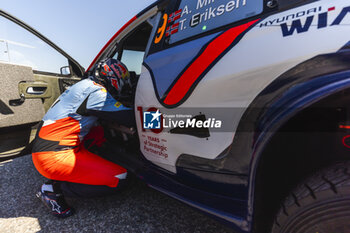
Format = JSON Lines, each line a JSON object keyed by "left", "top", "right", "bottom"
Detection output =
{"left": 271, "top": 161, "right": 350, "bottom": 233}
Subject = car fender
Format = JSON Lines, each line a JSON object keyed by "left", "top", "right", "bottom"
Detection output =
{"left": 246, "top": 45, "right": 350, "bottom": 221}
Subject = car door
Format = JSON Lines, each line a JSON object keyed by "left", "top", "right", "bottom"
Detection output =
{"left": 0, "top": 10, "right": 84, "bottom": 161}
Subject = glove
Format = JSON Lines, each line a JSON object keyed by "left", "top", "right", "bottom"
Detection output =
{"left": 84, "top": 125, "right": 107, "bottom": 149}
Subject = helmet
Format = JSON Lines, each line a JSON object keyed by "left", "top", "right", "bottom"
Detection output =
{"left": 92, "top": 58, "right": 131, "bottom": 100}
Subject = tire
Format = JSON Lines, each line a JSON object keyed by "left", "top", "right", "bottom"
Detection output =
{"left": 271, "top": 161, "right": 350, "bottom": 233}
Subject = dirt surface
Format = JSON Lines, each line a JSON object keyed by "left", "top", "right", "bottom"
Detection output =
{"left": 0, "top": 155, "right": 236, "bottom": 233}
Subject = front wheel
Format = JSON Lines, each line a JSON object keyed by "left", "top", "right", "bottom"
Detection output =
{"left": 271, "top": 161, "right": 350, "bottom": 233}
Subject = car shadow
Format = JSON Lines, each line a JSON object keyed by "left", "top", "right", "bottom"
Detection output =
{"left": 0, "top": 155, "right": 236, "bottom": 233}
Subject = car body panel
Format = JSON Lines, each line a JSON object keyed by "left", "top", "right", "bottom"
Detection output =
{"left": 131, "top": 0, "right": 350, "bottom": 231}
{"left": 0, "top": 63, "right": 45, "bottom": 128}
{"left": 135, "top": 0, "right": 350, "bottom": 174}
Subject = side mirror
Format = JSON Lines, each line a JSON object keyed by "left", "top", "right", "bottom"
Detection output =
{"left": 60, "top": 66, "right": 71, "bottom": 75}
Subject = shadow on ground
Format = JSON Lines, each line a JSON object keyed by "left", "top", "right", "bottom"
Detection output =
{"left": 0, "top": 155, "right": 236, "bottom": 233}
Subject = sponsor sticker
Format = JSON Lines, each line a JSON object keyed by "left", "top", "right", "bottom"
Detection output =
{"left": 114, "top": 101, "right": 122, "bottom": 108}
{"left": 259, "top": 4, "right": 350, "bottom": 37}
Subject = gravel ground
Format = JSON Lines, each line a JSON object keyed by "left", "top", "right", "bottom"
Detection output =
{"left": 0, "top": 155, "right": 236, "bottom": 233}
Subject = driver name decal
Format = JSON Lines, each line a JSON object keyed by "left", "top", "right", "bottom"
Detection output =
{"left": 167, "top": 0, "right": 263, "bottom": 43}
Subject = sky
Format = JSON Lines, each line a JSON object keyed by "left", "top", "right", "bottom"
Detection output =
{"left": 0, "top": 0, "right": 156, "bottom": 70}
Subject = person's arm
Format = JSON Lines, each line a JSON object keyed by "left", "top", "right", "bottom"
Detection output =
{"left": 77, "top": 88, "right": 135, "bottom": 127}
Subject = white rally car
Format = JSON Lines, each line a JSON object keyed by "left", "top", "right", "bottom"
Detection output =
{"left": 1, "top": 0, "right": 350, "bottom": 232}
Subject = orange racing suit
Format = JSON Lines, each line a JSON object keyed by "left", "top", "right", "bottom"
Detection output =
{"left": 32, "top": 78, "right": 133, "bottom": 187}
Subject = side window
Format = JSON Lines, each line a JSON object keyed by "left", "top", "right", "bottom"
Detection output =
{"left": 0, "top": 15, "right": 69, "bottom": 74}
{"left": 166, "top": 0, "right": 264, "bottom": 44}
{"left": 120, "top": 50, "right": 145, "bottom": 75}
{"left": 114, "top": 14, "right": 160, "bottom": 75}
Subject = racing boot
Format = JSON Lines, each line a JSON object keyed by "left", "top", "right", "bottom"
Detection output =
{"left": 36, "top": 181, "right": 74, "bottom": 218}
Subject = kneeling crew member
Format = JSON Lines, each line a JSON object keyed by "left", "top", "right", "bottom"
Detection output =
{"left": 32, "top": 58, "right": 134, "bottom": 218}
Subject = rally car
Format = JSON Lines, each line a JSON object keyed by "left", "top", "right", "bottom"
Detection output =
{"left": 1, "top": 0, "right": 350, "bottom": 232}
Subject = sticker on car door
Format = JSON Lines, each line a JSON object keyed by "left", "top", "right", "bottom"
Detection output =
{"left": 168, "top": 0, "right": 263, "bottom": 44}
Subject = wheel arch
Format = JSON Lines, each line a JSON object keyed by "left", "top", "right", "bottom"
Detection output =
{"left": 250, "top": 74, "right": 350, "bottom": 233}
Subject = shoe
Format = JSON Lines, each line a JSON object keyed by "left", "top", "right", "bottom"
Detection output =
{"left": 36, "top": 189, "right": 75, "bottom": 218}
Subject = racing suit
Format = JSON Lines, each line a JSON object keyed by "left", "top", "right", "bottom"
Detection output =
{"left": 32, "top": 77, "right": 133, "bottom": 188}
